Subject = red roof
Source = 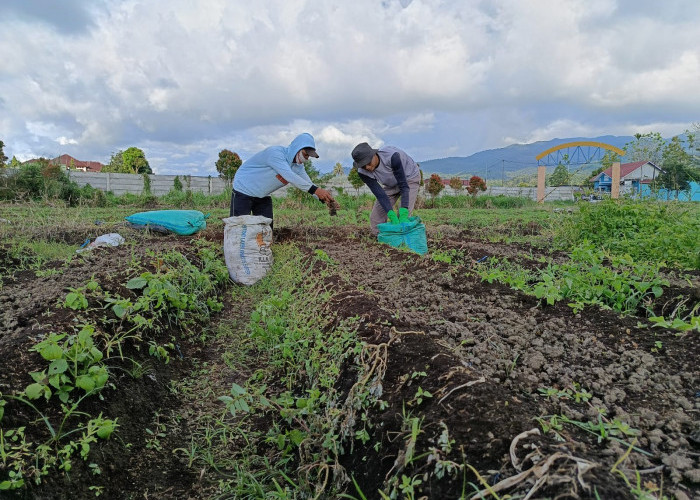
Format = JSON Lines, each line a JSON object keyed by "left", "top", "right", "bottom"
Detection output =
{"left": 590, "top": 161, "right": 659, "bottom": 182}
{"left": 50, "top": 154, "right": 104, "bottom": 172}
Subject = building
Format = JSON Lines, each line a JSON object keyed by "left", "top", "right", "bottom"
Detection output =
{"left": 590, "top": 161, "right": 663, "bottom": 193}
{"left": 50, "top": 154, "right": 104, "bottom": 172}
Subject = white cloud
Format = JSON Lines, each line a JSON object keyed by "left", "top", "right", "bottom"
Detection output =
{"left": 0, "top": 0, "right": 698, "bottom": 174}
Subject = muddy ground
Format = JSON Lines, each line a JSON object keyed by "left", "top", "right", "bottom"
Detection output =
{"left": 0, "top": 221, "right": 698, "bottom": 499}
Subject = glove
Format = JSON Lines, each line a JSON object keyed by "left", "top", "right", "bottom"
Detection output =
{"left": 398, "top": 207, "right": 409, "bottom": 223}
{"left": 387, "top": 210, "right": 399, "bottom": 224}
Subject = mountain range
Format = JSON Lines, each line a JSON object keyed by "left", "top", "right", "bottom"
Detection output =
{"left": 417, "top": 135, "right": 635, "bottom": 180}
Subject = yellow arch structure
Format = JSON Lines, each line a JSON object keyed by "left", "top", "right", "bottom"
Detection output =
{"left": 535, "top": 141, "right": 625, "bottom": 161}
{"left": 535, "top": 141, "right": 626, "bottom": 203}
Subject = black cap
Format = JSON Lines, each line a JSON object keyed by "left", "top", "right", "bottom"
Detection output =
{"left": 351, "top": 142, "right": 378, "bottom": 168}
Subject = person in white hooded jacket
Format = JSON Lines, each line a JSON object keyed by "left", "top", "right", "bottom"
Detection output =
{"left": 230, "top": 133, "right": 333, "bottom": 222}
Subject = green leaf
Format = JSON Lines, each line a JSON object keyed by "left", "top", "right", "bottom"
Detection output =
{"left": 96, "top": 420, "right": 116, "bottom": 439}
{"left": 65, "top": 292, "right": 88, "bottom": 310}
{"left": 288, "top": 429, "right": 306, "bottom": 446}
{"left": 112, "top": 304, "right": 127, "bottom": 319}
{"left": 126, "top": 277, "right": 148, "bottom": 289}
{"left": 235, "top": 400, "right": 250, "bottom": 413}
{"left": 75, "top": 375, "right": 96, "bottom": 392}
{"left": 48, "top": 358, "right": 68, "bottom": 376}
{"left": 38, "top": 343, "right": 63, "bottom": 361}
{"left": 25, "top": 383, "right": 45, "bottom": 400}
{"left": 230, "top": 383, "right": 247, "bottom": 396}
{"left": 90, "top": 347, "right": 104, "bottom": 362}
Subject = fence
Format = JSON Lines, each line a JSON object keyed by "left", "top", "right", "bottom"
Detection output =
{"left": 66, "top": 171, "right": 580, "bottom": 201}
{"left": 66, "top": 171, "right": 229, "bottom": 196}
{"left": 0, "top": 169, "right": 615, "bottom": 202}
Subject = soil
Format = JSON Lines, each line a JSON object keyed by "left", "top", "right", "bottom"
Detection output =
{"left": 0, "top": 222, "right": 698, "bottom": 499}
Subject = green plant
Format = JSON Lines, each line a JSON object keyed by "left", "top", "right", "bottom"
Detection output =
{"left": 27, "top": 325, "right": 109, "bottom": 403}
{"left": 148, "top": 340, "right": 174, "bottom": 364}
{"left": 553, "top": 200, "right": 700, "bottom": 270}
{"left": 611, "top": 439, "right": 669, "bottom": 499}
{"left": 649, "top": 314, "right": 700, "bottom": 333}
{"left": 476, "top": 242, "right": 668, "bottom": 315}
{"left": 407, "top": 387, "right": 432, "bottom": 407}
{"left": 145, "top": 413, "right": 167, "bottom": 451}
{"left": 538, "top": 383, "right": 592, "bottom": 403}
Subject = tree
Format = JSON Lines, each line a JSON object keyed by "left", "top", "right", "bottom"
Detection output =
{"left": 103, "top": 150, "right": 125, "bottom": 173}
{"left": 548, "top": 164, "right": 571, "bottom": 186}
{"left": 123, "top": 147, "right": 151, "bottom": 174}
{"left": 449, "top": 177, "right": 463, "bottom": 192}
{"left": 10, "top": 156, "right": 20, "bottom": 168}
{"left": 426, "top": 173, "right": 444, "bottom": 203}
{"left": 0, "top": 140, "right": 8, "bottom": 167}
{"left": 624, "top": 132, "right": 665, "bottom": 164}
{"left": 333, "top": 162, "right": 344, "bottom": 177}
{"left": 215, "top": 149, "right": 242, "bottom": 187}
{"left": 656, "top": 136, "right": 696, "bottom": 196}
{"left": 347, "top": 167, "right": 364, "bottom": 194}
{"left": 466, "top": 175, "right": 487, "bottom": 196}
{"left": 103, "top": 147, "right": 151, "bottom": 174}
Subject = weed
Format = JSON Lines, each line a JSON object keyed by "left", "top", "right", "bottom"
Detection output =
{"left": 538, "top": 383, "right": 592, "bottom": 403}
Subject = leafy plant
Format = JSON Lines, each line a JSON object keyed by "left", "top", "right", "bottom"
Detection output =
{"left": 27, "top": 325, "right": 108, "bottom": 403}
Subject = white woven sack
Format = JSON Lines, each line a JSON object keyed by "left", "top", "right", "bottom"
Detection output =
{"left": 222, "top": 215, "right": 273, "bottom": 285}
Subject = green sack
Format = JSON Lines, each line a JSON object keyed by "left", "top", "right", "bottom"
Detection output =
{"left": 125, "top": 210, "right": 209, "bottom": 235}
{"left": 377, "top": 216, "right": 428, "bottom": 255}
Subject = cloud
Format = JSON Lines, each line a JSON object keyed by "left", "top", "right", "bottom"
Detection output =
{"left": 0, "top": 0, "right": 104, "bottom": 34}
{"left": 0, "top": 0, "right": 698, "bottom": 174}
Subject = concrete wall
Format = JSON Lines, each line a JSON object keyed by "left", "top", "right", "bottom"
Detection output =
{"left": 67, "top": 171, "right": 228, "bottom": 196}
{"left": 3, "top": 169, "right": 579, "bottom": 202}
{"left": 438, "top": 184, "right": 575, "bottom": 202}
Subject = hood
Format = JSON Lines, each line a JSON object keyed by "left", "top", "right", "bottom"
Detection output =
{"left": 285, "top": 133, "right": 317, "bottom": 164}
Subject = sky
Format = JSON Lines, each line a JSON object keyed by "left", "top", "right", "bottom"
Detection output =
{"left": 1, "top": 0, "right": 699, "bottom": 175}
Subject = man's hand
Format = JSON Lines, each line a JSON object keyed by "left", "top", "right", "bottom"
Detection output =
{"left": 314, "top": 187, "right": 333, "bottom": 203}
{"left": 387, "top": 210, "right": 399, "bottom": 224}
{"left": 399, "top": 207, "right": 409, "bottom": 223}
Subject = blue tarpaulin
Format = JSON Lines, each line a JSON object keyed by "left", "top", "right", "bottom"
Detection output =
{"left": 125, "top": 210, "right": 209, "bottom": 235}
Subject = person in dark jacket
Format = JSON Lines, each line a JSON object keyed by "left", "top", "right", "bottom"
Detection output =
{"left": 351, "top": 142, "right": 421, "bottom": 235}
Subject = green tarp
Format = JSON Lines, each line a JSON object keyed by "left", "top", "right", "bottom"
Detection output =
{"left": 125, "top": 210, "right": 208, "bottom": 235}
{"left": 377, "top": 216, "right": 428, "bottom": 255}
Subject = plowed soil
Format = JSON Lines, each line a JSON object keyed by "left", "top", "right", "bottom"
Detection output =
{"left": 1, "top": 221, "right": 698, "bottom": 499}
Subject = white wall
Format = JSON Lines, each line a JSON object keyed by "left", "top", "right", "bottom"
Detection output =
{"left": 5, "top": 169, "right": 574, "bottom": 201}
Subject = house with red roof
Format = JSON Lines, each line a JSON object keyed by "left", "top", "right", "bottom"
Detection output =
{"left": 49, "top": 154, "right": 104, "bottom": 172}
{"left": 590, "top": 161, "right": 663, "bottom": 193}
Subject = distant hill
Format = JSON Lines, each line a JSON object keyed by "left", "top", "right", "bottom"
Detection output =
{"left": 418, "top": 135, "right": 635, "bottom": 179}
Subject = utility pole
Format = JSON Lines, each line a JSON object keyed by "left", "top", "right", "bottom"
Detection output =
{"left": 502, "top": 160, "right": 505, "bottom": 186}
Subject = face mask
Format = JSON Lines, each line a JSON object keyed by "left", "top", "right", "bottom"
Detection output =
{"left": 294, "top": 150, "right": 307, "bottom": 164}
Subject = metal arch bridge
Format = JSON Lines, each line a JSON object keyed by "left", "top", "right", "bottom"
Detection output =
{"left": 535, "top": 141, "right": 625, "bottom": 166}
{"left": 534, "top": 141, "right": 626, "bottom": 202}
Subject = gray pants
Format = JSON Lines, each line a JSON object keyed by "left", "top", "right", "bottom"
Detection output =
{"left": 370, "top": 177, "right": 421, "bottom": 236}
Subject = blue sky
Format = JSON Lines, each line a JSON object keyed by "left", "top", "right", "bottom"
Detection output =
{"left": 1, "top": 0, "right": 698, "bottom": 174}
